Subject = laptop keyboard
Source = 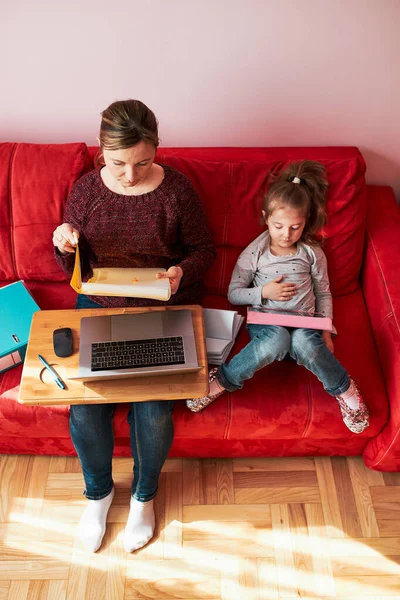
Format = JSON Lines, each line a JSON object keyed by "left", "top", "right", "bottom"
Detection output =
{"left": 91, "top": 336, "right": 185, "bottom": 371}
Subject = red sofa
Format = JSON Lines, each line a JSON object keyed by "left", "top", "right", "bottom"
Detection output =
{"left": 1, "top": 142, "right": 399, "bottom": 471}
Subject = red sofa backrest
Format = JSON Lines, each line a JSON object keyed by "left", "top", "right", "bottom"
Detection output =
{"left": 0, "top": 143, "right": 366, "bottom": 297}
{"left": 0, "top": 142, "right": 92, "bottom": 282}
{"left": 155, "top": 147, "right": 367, "bottom": 297}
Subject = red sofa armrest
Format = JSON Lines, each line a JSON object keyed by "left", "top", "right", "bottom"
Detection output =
{"left": 362, "top": 186, "right": 400, "bottom": 471}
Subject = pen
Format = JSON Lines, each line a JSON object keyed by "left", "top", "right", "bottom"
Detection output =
{"left": 38, "top": 354, "right": 66, "bottom": 390}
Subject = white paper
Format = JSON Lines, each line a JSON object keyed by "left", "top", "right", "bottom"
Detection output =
{"left": 204, "top": 309, "right": 244, "bottom": 365}
{"left": 203, "top": 308, "right": 236, "bottom": 340}
{"left": 206, "top": 337, "right": 230, "bottom": 354}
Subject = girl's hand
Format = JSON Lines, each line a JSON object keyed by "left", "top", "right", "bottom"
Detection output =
{"left": 157, "top": 266, "right": 183, "bottom": 295}
{"left": 262, "top": 275, "right": 297, "bottom": 301}
{"left": 53, "top": 224, "right": 79, "bottom": 255}
{"left": 322, "top": 330, "right": 334, "bottom": 353}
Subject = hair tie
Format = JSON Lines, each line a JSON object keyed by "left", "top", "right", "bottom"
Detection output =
{"left": 292, "top": 176, "right": 301, "bottom": 184}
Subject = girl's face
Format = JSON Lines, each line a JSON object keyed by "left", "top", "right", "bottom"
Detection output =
{"left": 263, "top": 206, "right": 306, "bottom": 252}
{"left": 102, "top": 141, "right": 156, "bottom": 189}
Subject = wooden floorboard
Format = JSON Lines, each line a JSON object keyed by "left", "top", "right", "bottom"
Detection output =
{"left": 1, "top": 454, "right": 400, "bottom": 599}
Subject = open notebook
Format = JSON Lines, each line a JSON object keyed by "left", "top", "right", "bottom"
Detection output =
{"left": 70, "top": 244, "right": 171, "bottom": 301}
{"left": 203, "top": 308, "right": 244, "bottom": 365}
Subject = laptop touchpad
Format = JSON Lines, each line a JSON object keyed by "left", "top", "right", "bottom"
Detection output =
{"left": 110, "top": 312, "right": 164, "bottom": 341}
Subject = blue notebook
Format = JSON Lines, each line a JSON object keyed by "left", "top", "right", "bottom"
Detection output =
{"left": 0, "top": 281, "right": 40, "bottom": 374}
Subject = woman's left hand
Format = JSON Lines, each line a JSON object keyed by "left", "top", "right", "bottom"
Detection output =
{"left": 157, "top": 266, "right": 183, "bottom": 295}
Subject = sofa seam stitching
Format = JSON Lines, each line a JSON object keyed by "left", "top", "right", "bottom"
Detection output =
{"left": 301, "top": 372, "right": 314, "bottom": 438}
{"left": 381, "top": 311, "right": 394, "bottom": 327}
{"left": 366, "top": 427, "right": 400, "bottom": 469}
{"left": 367, "top": 231, "right": 400, "bottom": 334}
{"left": 219, "top": 163, "right": 233, "bottom": 294}
{"left": 224, "top": 392, "right": 232, "bottom": 440}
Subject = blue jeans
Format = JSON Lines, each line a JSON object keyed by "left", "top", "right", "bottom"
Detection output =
{"left": 71, "top": 294, "right": 175, "bottom": 501}
{"left": 218, "top": 325, "right": 350, "bottom": 397}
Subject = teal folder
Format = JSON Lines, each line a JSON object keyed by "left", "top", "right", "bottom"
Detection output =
{"left": 0, "top": 281, "right": 40, "bottom": 374}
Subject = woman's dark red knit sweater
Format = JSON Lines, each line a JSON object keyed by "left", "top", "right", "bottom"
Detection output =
{"left": 55, "top": 166, "right": 216, "bottom": 308}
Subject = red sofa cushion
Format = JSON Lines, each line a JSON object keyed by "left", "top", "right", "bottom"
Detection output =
{"left": 24, "top": 280, "right": 77, "bottom": 310}
{"left": 194, "top": 290, "right": 387, "bottom": 441}
{"left": 10, "top": 142, "right": 92, "bottom": 282}
{"left": 0, "top": 365, "right": 70, "bottom": 439}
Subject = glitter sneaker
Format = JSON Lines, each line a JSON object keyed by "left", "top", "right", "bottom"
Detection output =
{"left": 186, "top": 368, "right": 225, "bottom": 413}
{"left": 335, "top": 379, "right": 369, "bottom": 434}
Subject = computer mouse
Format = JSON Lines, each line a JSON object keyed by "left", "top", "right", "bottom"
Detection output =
{"left": 53, "top": 327, "right": 73, "bottom": 358}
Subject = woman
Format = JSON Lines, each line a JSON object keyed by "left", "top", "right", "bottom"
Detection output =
{"left": 53, "top": 99, "right": 215, "bottom": 553}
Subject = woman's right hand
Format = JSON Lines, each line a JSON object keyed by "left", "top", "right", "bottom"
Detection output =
{"left": 262, "top": 275, "right": 297, "bottom": 301}
{"left": 52, "top": 223, "right": 79, "bottom": 255}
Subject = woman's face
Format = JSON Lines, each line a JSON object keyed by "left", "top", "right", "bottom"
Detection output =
{"left": 102, "top": 141, "right": 156, "bottom": 189}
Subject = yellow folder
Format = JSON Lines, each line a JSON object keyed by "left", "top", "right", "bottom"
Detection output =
{"left": 70, "top": 244, "right": 171, "bottom": 301}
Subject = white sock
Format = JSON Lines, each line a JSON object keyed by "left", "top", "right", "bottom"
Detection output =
{"left": 340, "top": 381, "right": 359, "bottom": 410}
{"left": 124, "top": 497, "right": 155, "bottom": 553}
{"left": 77, "top": 487, "right": 114, "bottom": 552}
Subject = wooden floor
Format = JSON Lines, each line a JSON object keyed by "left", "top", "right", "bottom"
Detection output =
{"left": 0, "top": 455, "right": 400, "bottom": 599}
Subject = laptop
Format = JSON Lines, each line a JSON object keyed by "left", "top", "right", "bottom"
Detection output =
{"left": 68, "top": 309, "right": 201, "bottom": 382}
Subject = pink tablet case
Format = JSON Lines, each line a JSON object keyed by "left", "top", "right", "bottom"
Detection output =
{"left": 247, "top": 307, "right": 333, "bottom": 331}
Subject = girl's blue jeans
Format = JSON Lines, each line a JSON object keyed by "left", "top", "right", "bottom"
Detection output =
{"left": 71, "top": 294, "right": 175, "bottom": 501}
{"left": 218, "top": 324, "right": 350, "bottom": 397}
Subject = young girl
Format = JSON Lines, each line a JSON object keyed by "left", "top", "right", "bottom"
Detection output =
{"left": 187, "top": 160, "right": 369, "bottom": 434}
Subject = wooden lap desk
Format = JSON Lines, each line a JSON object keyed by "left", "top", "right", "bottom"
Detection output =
{"left": 18, "top": 305, "right": 208, "bottom": 406}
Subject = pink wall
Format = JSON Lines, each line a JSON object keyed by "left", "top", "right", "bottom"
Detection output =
{"left": 2, "top": 0, "right": 400, "bottom": 198}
